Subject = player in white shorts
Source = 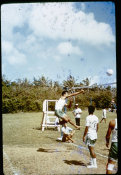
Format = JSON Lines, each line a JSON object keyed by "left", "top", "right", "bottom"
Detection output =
{"left": 100, "top": 108, "right": 107, "bottom": 123}
{"left": 106, "top": 117, "right": 118, "bottom": 174}
{"left": 83, "top": 105, "right": 99, "bottom": 168}
{"left": 55, "top": 90, "right": 84, "bottom": 129}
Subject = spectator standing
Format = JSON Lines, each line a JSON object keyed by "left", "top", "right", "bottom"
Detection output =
{"left": 72, "top": 104, "right": 82, "bottom": 127}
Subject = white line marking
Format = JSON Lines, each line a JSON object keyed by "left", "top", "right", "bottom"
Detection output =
{"left": 3, "top": 149, "right": 21, "bottom": 175}
{"left": 70, "top": 143, "right": 109, "bottom": 159}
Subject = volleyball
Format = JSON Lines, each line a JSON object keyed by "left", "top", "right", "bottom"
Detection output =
{"left": 106, "top": 69, "right": 113, "bottom": 76}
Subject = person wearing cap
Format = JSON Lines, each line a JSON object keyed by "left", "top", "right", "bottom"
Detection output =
{"left": 72, "top": 104, "right": 82, "bottom": 127}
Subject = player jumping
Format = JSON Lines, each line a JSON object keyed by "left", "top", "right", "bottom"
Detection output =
{"left": 55, "top": 90, "right": 84, "bottom": 129}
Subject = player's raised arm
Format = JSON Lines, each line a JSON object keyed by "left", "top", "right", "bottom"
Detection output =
{"left": 66, "top": 90, "right": 84, "bottom": 98}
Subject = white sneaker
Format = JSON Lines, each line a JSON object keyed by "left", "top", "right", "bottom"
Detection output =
{"left": 88, "top": 158, "right": 93, "bottom": 165}
{"left": 87, "top": 165, "right": 97, "bottom": 169}
{"left": 57, "top": 137, "right": 62, "bottom": 141}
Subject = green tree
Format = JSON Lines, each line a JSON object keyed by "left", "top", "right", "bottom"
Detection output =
{"left": 93, "top": 91, "right": 112, "bottom": 109}
{"left": 82, "top": 78, "right": 90, "bottom": 86}
{"left": 2, "top": 74, "right": 116, "bottom": 113}
{"left": 63, "top": 75, "right": 76, "bottom": 89}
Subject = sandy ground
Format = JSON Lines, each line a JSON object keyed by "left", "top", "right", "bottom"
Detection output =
{"left": 2, "top": 111, "right": 118, "bottom": 174}
{"left": 3, "top": 142, "right": 118, "bottom": 175}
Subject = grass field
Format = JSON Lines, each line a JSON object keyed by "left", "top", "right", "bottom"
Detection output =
{"left": 3, "top": 110, "right": 117, "bottom": 174}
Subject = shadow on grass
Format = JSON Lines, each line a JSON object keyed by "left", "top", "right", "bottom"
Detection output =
{"left": 37, "top": 148, "right": 60, "bottom": 153}
{"left": 34, "top": 127, "right": 59, "bottom": 131}
{"left": 46, "top": 136, "right": 57, "bottom": 140}
{"left": 37, "top": 148, "right": 69, "bottom": 153}
{"left": 64, "top": 160, "right": 86, "bottom": 166}
{"left": 56, "top": 139, "right": 62, "bottom": 142}
{"left": 33, "top": 127, "right": 41, "bottom": 130}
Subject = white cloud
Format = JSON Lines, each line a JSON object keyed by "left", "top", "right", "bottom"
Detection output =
{"left": 28, "top": 3, "right": 115, "bottom": 46}
{"left": 57, "top": 42, "right": 82, "bottom": 55}
{"left": 2, "top": 40, "right": 27, "bottom": 65}
{"left": 2, "top": 40, "right": 13, "bottom": 54}
{"left": 1, "top": 4, "right": 28, "bottom": 40}
{"left": 8, "top": 54, "right": 26, "bottom": 65}
{"left": 1, "top": 2, "right": 115, "bottom": 47}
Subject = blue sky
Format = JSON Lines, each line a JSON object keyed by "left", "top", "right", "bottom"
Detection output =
{"left": 1, "top": 2, "right": 116, "bottom": 86}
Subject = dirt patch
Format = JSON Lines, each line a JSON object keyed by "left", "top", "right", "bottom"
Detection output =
{"left": 3, "top": 143, "right": 117, "bottom": 175}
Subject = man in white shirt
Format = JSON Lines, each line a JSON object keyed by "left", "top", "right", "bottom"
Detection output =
{"left": 105, "top": 117, "right": 118, "bottom": 174}
{"left": 83, "top": 105, "right": 99, "bottom": 169}
{"left": 61, "top": 122, "right": 75, "bottom": 143}
{"left": 55, "top": 90, "right": 84, "bottom": 129}
{"left": 73, "top": 104, "right": 82, "bottom": 127}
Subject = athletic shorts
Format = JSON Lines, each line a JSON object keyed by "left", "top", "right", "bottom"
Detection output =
{"left": 55, "top": 110, "right": 66, "bottom": 119}
{"left": 85, "top": 136, "right": 97, "bottom": 147}
{"left": 108, "top": 142, "right": 118, "bottom": 161}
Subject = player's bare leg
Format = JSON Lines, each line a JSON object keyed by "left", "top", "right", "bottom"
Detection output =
{"left": 67, "top": 131, "right": 75, "bottom": 142}
{"left": 100, "top": 118, "right": 104, "bottom": 123}
{"left": 106, "top": 159, "right": 116, "bottom": 174}
{"left": 63, "top": 115, "right": 81, "bottom": 129}
{"left": 87, "top": 146, "right": 97, "bottom": 168}
{"left": 88, "top": 146, "right": 96, "bottom": 158}
{"left": 100, "top": 118, "right": 106, "bottom": 123}
{"left": 62, "top": 134, "right": 73, "bottom": 143}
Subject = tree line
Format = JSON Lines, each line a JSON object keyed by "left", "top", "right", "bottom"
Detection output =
{"left": 2, "top": 75, "right": 117, "bottom": 113}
